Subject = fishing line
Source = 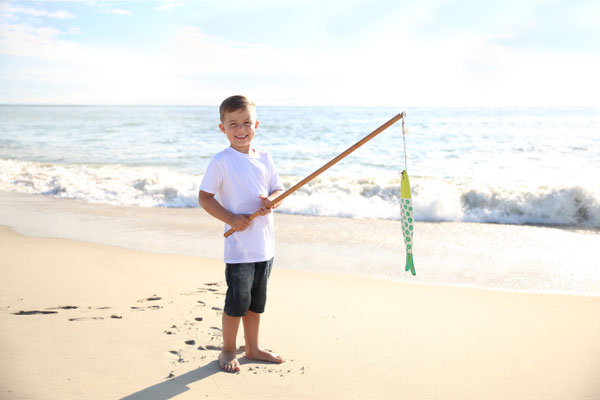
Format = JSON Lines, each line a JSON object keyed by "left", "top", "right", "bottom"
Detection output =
{"left": 402, "top": 117, "right": 408, "bottom": 172}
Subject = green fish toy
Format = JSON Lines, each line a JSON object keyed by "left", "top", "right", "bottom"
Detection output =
{"left": 400, "top": 170, "right": 416, "bottom": 275}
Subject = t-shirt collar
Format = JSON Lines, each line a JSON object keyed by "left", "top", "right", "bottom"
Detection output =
{"left": 227, "top": 146, "right": 258, "bottom": 158}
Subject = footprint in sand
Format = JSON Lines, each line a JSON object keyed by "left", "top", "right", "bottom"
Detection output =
{"left": 197, "top": 282, "right": 226, "bottom": 295}
{"left": 132, "top": 295, "right": 163, "bottom": 311}
{"left": 12, "top": 310, "right": 58, "bottom": 316}
{"left": 246, "top": 362, "right": 305, "bottom": 377}
{"left": 130, "top": 305, "right": 162, "bottom": 311}
{"left": 198, "top": 288, "right": 218, "bottom": 293}
{"left": 164, "top": 324, "right": 180, "bottom": 335}
{"left": 69, "top": 317, "right": 104, "bottom": 321}
{"left": 197, "top": 345, "right": 222, "bottom": 351}
{"left": 137, "top": 295, "right": 162, "bottom": 303}
{"left": 47, "top": 305, "right": 78, "bottom": 310}
{"left": 168, "top": 350, "right": 185, "bottom": 363}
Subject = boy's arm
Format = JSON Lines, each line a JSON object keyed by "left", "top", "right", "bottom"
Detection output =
{"left": 198, "top": 190, "right": 251, "bottom": 232}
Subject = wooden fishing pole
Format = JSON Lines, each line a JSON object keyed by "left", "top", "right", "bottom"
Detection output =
{"left": 224, "top": 112, "right": 406, "bottom": 237}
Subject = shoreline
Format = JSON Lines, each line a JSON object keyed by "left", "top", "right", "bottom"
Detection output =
{"left": 1, "top": 226, "right": 600, "bottom": 399}
{"left": 1, "top": 190, "right": 599, "bottom": 297}
{"left": 0, "top": 219, "right": 596, "bottom": 300}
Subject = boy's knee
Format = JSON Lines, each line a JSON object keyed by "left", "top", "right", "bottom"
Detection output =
{"left": 225, "top": 283, "right": 252, "bottom": 317}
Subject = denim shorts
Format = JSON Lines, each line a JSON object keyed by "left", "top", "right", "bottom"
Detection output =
{"left": 224, "top": 258, "right": 273, "bottom": 317}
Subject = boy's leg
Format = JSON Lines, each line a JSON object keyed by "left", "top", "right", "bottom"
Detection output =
{"left": 242, "top": 258, "right": 283, "bottom": 364}
{"left": 242, "top": 310, "right": 284, "bottom": 363}
{"left": 220, "top": 262, "right": 253, "bottom": 373}
{"left": 220, "top": 313, "right": 242, "bottom": 372}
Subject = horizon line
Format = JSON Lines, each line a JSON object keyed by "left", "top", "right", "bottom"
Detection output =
{"left": 1, "top": 103, "right": 597, "bottom": 109}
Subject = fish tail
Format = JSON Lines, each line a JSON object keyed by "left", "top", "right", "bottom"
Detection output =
{"left": 405, "top": 253, "right": 416, "bottom": 276}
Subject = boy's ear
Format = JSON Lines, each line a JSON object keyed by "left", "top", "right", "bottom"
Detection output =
{"left": 218, "top": 123, "right": 226, "bottom": 134}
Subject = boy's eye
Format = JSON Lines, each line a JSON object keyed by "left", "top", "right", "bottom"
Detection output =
{"left": 243, "top": 122, "right": 251, "bottom": 126}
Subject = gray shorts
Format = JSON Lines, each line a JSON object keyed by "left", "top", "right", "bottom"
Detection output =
{"left": 224, "top": 258, "right": 273, "bottom": 317}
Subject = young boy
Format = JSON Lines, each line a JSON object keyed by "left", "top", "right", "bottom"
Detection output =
{"left": 198, "top": 95, "right": 284, "bottom": 373}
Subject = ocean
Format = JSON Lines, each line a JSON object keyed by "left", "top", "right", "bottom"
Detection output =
{"left": 1, "top": 105, "right": 599, "bottom": 229}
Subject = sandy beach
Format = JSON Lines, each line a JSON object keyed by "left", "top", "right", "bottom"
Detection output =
{"left": 1, "top": 191, "right": 600, "bottom": 399}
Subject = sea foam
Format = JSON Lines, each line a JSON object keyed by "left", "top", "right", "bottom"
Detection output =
{"left": 2, "top": 158, "right": 599, "bottom": 229}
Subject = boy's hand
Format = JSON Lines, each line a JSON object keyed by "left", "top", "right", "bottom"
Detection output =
{"left": 229, "top": 214, "right": 252, "bottom": 231}
{"left": 257, "top": 193, "right": 282, "bottom": 216}
{"left": 257, "top": 195, "right": 273, "bottom": 216}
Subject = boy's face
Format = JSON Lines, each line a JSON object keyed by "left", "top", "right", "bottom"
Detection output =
{"left": 219, "top": 108, "right": 258, "bottom": 154}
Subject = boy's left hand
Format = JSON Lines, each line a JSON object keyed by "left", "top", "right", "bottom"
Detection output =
{"left": 257, "top": 194, "right": 281, "bottom": 216}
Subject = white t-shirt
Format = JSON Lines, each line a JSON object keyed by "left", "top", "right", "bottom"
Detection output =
{"left": 200, "top": 147, "right": 284, "bottom": 264}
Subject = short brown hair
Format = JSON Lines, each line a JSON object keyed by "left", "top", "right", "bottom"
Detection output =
{"left": 219, "top": 95, "right": 256, "bottom": 122}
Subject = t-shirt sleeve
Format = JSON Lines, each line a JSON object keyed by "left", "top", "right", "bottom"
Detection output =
{"left": 267, "top": 152, "right": 284, "bottom": 193}
{"left": 199, "top": 157, "right": 223, "bottom": 195}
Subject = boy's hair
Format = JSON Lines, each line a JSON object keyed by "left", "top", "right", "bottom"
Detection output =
{"left": 219, "top": 95, "right": 256, "bottom": 122}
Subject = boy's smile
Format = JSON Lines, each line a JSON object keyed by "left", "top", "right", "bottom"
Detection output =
{"left": 219, "top": 108, "right": 258, "bottom": 154}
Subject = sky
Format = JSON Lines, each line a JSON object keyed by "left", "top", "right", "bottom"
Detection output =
{"left": 0, "top": 0, "right": 599, "bottom": 106}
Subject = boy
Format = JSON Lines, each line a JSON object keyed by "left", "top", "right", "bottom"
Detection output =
{"left": 198, "top": 95, "right": 284, "bottom": 373}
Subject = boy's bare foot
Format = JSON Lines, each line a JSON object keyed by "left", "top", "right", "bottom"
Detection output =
{"left": 219, "top": 350, "right": 240, "bottom": 373}
{"left": 245, "top": 348, "right": 284, "bottom": 364}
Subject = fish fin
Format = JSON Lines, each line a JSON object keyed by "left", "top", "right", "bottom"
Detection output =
{"left": 405, "top": 253, "right": 416, "bottom": 276}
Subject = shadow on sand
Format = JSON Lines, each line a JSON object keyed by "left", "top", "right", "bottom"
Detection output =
{"left": 119, "top": 360, "right": 221, "bottom": 400}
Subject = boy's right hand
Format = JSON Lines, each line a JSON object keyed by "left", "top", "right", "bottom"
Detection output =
{"left": 228, "top": 214, "right": 252, "bottom": 232}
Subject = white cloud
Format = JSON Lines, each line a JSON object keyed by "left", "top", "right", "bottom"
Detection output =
{"left": 3, "top": 5, "right": 75, "bottom": 20}
{"left": 90, "top": 2, "right": 132, "bottom": 16}
{"left": 169, "top": 26, "right": 299, "bottom": 75}
{"left": 0, "top": 6, "right": 598, "bottom": 107}
{"left": 0, "top": 19, "right": 194, "bottom": 104}
{"left": 0, "top": 23, "right": 80, "bottom": 60}
{"left": 156, "top": 1, "right": 184, "bottom": 11}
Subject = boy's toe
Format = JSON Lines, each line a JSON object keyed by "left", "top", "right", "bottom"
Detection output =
{"left": 219, "top": 351, "right": 240, "bottom": 373}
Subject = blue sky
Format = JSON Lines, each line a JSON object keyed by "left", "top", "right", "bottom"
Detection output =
{"left": 1, "top": 0, "right": 598, "bottom": 106}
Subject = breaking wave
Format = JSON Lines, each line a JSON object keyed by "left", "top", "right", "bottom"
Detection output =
{"left": 1, "top": 158, "right": 599, "bottom": 229}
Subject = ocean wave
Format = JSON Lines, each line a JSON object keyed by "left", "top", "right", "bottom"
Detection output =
{"left": 459, "top": 185, "right": 599, "bottom": 227}
{"left": 0, "top": 158, "right": 200, "bottom": 208}
{"left": 278, "top": 175, "right": 600, "bottom": 228}
{"left": 1, "top": 158, "right": 599, "bottom": 228}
